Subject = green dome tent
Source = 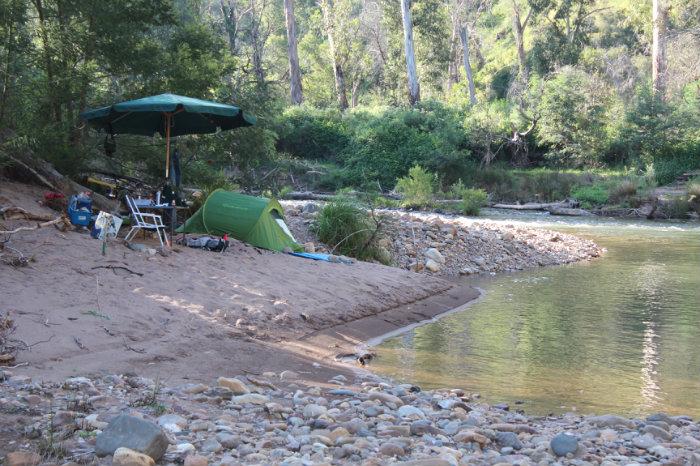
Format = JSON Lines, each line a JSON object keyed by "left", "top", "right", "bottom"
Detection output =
{"left": 177, "top": 190, "right": 301, "bottom": 252}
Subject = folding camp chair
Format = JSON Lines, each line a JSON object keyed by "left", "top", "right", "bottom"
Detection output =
{"left": 124, "top": 195, "right": 169, "bottom": 249}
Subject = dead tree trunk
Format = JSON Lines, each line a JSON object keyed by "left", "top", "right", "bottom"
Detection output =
{"left": 321, "top": 0, "right": 349, "bottom": 110}
{"left": 652, "top": 0, "right": 668, "bottom": 100}
{"left": 459, "top": 25, "right": 477, "bottom": 104}
{"left": 400, "top": 0, "right": 420, "bottom": 105}
{"left": 284, "top": 0, "right": 303, "bottom": 104}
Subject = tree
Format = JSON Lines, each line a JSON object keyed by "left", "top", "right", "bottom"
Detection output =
{"left": 320, "top": 0, "right": 349, "bottom": 109}
{"left": 511, "top": 0, "right": 532, "bottom": 83}
{"left": 284, "top": 0, "right": 303, "bottom": 104}
{"left": 400, "top": 0, "right": 420, "bottom": 104}
{"left": 652, "top": 0, "right": 668, "bottom": 100}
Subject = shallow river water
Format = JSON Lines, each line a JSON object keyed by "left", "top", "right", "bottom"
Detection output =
{"left": 372, "top": 211, "right": 700, "bottom": 417}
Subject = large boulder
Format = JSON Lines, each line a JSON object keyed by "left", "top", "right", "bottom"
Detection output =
{"left": 95, "top": 414, "right": 168, "bottom": 460}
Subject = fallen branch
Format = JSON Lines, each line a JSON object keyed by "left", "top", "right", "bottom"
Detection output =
{"left": 123, "top": 338, "right": 146, "bottom": 354}
{"left": 0, "top": 216, "right": 68, "bottom": 235}
{"left": 1, "top": 207, "right": 53, "bottom": 222}
{"left": 73, "top": 336, "right": 86, "bottom": 350}
{"left": 91, "top": 265, "right": 144, "bottom": 276}
{"left": 20, "top": 335, "right": 55, "bottom": 351}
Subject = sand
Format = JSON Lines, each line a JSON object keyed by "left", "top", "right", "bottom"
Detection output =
{"left": 1, "top": 180, "right": 466, "bottom": 386}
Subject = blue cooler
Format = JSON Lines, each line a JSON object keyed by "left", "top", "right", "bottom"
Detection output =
{"left": 68, "top": 194, "right": 92, "bottom": 226}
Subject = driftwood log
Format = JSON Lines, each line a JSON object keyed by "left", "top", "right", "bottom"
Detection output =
{"left": 491, "top": 201, "right": 576, "bottom": 211}
{"left": 545, "top": 207, "right": 594, "bottom": 217}
{"left": 1, "top": 129, "right": 118, "bottom": 213}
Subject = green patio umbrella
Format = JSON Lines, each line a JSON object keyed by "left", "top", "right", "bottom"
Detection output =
{"left": 80, "top": 93, "right": 256, "bottom": 178}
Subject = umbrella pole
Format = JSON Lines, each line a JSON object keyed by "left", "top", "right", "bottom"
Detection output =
{"left": 165, "top": 113, "right": 171, "bottom": 179}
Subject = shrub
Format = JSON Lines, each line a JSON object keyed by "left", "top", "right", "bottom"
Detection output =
{"left": 662, "top": 196, "right": 690, "bottom": 219}
{"left": 460, "top": 188, "right": 488, "bottom": 216}
{"left": 609, "top": 179, "right": 638, "bottom": 204}
{"left": 571, "top": 184, "right": 609, "bottom": 208}
{"left": 311, "top": 198, "right": 390, "bottom": 264}
{"left": 395, "top": 165, "right": 436, "bottom": 208}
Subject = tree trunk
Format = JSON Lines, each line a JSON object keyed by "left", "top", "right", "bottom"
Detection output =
{"left": 220, "top": 0, "right": 238, "bottom": 55}
{"left": 447, "top": 18, "right": 460, "bottom": 91}
{"left": 652, "top": 0, "right": 668, "bottom": 100}
{"left": 250, "top": 0, "right": 265, "bottom": 86}
{"left": 400, "top": 0, "right": 420, "bottom": 105}
{"left": 321, "top": 0, "right": 348, "bottom": 110}
{"left": 33, "top": 0, "right": 61, "bottom": 123}
{"left": 511, "top": 0, "right": 530, "bottom": 83}
{"left": 284, "top": 0, "right": 303, "bottom": 104}
{"left": 459, "top": 25, "right": 477, "bottom": 104}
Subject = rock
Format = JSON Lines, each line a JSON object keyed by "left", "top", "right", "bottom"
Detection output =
{"left": 303, "top": 404, "right": 327, "bottom": 418}
{"left": 453, "top": 430, "right": 489, "bottom": 446}
{"left": 51, "top": 410, "right": 75, "bottom": 427}
{"left": 368, "top": 391, "right": 403, "bottom": 406}
{"left": 495, "top": 431, "right": 522, "bottom": 450}
{"left": 303, "top": 242, "right": 316, "bottom": 253}
{"left": 410, "top": 420, "right": 439, "bottom": 436}
{"left": 642, "top": 424, "right": 672, "bottom": 441}
{"left": 112, "top": 448, "right": 155, "bottom": 466}
{"left": 5, "top": 451, "right": 41, "bottom": 466}
{"left": 632, "top": 433, "right": 657, "bottom": 450}
{"left": 379, "top": 442, "right": 405, "bottom": 457}
{"left": 201, "top": 438, "right": 222, "bottom": 453}
{"left": 95, "top": 414, "right": 168, "bottom": 460}
{"left": 302, "top": 203, "right": 319, "bottom": 214}
{"left": 216, "top": 433, "right": 240, "bottom": 449}
{"left": 231, "top": 393, "right": 269, "bottom": 405}
{"left": 424, "top": 248, "right": 445, "bottom": 264}
{"left": 217, "top": 377, "right": 250, "bottom": 395}
{"left": 280, "top": 370, "right": 299, "bottom": 380}
{"left": 550, "top": 433, "right": 579, "bottom": 457}
{"left": 157, "top": 414, "right": 188, "bottom": 433}
{"left": 184, "top": 455, "right": 208, "bottom": 466}
{"left": 396, "top": 460, "right": 452, "bottom": 466}
{"left": 183, "top": 383, "right": 208, "bottom": 394}
{"left": 424, "top": 259, "right": 441, "bottom": 272}
{"left": 588, "top": 414, "right": 635, "bottom": 429}
{"left": 397, "top": 405, "right": 425, "bottom": 419}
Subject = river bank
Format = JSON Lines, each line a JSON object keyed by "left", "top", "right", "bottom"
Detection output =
{"left": 0, "top": 180, "right": 632, "bottom": 465}
{"left": 2, "top": 369, "right": 700, "bottom": 466}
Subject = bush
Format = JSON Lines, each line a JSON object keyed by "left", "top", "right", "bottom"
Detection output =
{"left": 395, "top": 165, "right": 436, "bottom": 208}
{"left": 311, "top": 198, "right": 390, "bottom": 264}
{"left": 609, "top": 179, "right": 638, "bottom": 204}
{"left": 460, "top": 188, "right": 488, "bottom": 216}
{"left": 662, "top": 196, "right": 690, "bottom": 219}
{"left": 571, "top": 184, "right": 609, "bottom": 208}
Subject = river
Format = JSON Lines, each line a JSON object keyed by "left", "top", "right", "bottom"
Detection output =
{"left": 372, "top": 211, "right": 700, "bottom": 417}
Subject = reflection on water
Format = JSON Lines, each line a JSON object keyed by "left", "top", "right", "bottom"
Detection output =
{"left": 372, "top": 214, "right": 700, "bottom": 417}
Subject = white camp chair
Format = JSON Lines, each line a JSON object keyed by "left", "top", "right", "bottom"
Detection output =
{"left": 124, "top": 195, "right": 168, "bottom": 249}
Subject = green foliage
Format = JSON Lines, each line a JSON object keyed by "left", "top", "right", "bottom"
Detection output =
{"left": 459, "top": 188, "right": 488, "bottom": 216}
{"left": 608, "top": 180, "right": 638, "bottom": 204}
{"left": 275, "top": 106, "right": 349, "bottom": 161}
{"left": 571, "top": 184, "right": 609, "bottom": 208}
{"left": 311, "top": 198, "right": 389, "bottom": 264}
{"left": 395, "top": 165, "right": 436, "bottom": 208}
{"left": 537, "top": 67, "right": 611, "bottom": 166}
